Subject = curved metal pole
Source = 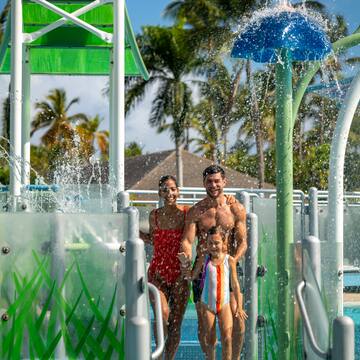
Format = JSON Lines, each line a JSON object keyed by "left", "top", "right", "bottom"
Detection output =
{"left": 148, "top": 283, "right": 165, "bottom": 359}
{"left": 292, "top": 32, "right": 360, "bottom": 127}
{"left": 295, "top": 281, "right": 329, "bottom": 359}
{"left": 327, "top": 71, "right": 360, "bottom": 321}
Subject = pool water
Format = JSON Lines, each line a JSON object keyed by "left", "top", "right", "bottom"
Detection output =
{"left": 344, "top": 273, "right": 360, "bottom": 287}
{"left": 344, "top": 306, "right": 360, "bottom": 359}
{"left": 152, "top": 306, "right": 223, "bottom": 359}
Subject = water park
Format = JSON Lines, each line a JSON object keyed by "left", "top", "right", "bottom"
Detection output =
{"left": 0, "top": 0, "right": 359, "bottom": 359}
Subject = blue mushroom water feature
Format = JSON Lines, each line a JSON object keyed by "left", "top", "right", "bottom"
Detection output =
{"left": 231, "top": 6, "right": 331, "bottom": 359}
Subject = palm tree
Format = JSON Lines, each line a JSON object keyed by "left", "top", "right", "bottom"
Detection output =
{"left": 0, "top": 0, "right": 10, "bottom": 43}
{"left": 126, "top": 25, "right": 198, "bottom": 186}
{"left": 75, "top": 115, "right": 109, "bottom": 161}
{"left": 190, "top": 99, "right": 221, "bottom": 161}
{"left": 31, "top": 88, "right": 88, "bottom": 149}
{"left": 194, "top": 62, "right": 244, "bottom": 162}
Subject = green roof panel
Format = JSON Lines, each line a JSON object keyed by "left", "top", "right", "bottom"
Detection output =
{"left": 0, "top": 1, "right": 149, "bottom": 78}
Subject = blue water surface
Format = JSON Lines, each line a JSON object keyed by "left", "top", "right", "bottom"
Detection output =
{"left": 344, "top": 306, "right": 360, "bottom": 359}
{"left": 344, "top": 273, "right": 360, "bottom": 287}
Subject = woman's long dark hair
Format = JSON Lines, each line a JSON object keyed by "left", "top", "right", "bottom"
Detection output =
{"left": 159, "top": 175, "right": 178, "bottom": 188}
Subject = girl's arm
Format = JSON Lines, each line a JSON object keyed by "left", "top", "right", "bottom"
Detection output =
{"left": 139, "top": 210, "right": 155, "bottom": 245}
{"left": 229, "top": 256, "right": 247, "bottom": 321}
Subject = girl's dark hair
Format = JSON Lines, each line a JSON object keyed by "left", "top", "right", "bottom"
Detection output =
{"left": 159, "top": 175, "right": 178, "bottom": 188}
{"left": 207, "top": 225, "right": 225, "bottom": 240}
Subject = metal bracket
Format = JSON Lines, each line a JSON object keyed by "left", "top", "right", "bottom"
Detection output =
{"left": 257, "top": 265, "right": 267, "bottom": 277}
{"left": 279, "top": 270, "right": 289, "bottom": 286}
{"left": 257, "top": 315, "right": 266, "bottom": 328}
{"left": 1, "top": 246, "right": 10, "bottom": 255}
{"left": 119, "top": 243, "right": 126, "bottom": 254}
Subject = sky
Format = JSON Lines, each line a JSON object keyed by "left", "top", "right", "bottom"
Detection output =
{"left": 0, "top": 0, "right": 359, "bottom": 153}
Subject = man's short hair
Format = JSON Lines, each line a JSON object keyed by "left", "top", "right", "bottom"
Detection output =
{"left": 202, "top": 165, "right": 225, "bottom": 181}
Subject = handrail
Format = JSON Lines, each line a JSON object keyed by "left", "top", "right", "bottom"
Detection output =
{"left": 296, "top": 281, "right": 329, "bottom": 359}
{"left": 148, "top": 283, "right": 164, "bottom": 359}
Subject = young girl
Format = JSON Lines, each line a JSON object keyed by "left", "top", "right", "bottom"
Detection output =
{"left": 192, "top": 226, "right": 247, "bottom": 360}
{"left": 139, "top": 175, "right": 189, "bottom": 360}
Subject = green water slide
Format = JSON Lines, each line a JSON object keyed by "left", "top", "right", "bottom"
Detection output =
{"left": 0, "top": 0, "right": 149, "bottom": 78}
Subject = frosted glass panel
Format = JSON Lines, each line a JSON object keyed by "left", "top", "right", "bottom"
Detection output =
{"left": 0, "top": 213, "right": 126, "bottom": 359}
{"left": 252, "top": 197, "right": 302, "bottom": 359}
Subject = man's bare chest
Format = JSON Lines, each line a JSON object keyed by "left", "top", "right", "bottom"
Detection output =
{"left": 197, "top": 207, "right": 235, "bottom": 232}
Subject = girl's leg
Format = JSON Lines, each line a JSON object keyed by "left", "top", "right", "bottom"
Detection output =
{"left": 218, "top": 303, "right": 233, "bottom": 360}
{"left": 200, "top": 303, "right": 217, "bottom": 360}
{"left": 165, "top": 279, "right": 190, "bottom": 360}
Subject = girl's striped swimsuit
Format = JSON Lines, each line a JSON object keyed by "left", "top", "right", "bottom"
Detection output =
{"left": 201, "top": 254, "right": 231, "bottom": 314}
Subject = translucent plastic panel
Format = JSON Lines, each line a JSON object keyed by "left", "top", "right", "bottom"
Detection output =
{"left": 137, "top": 206, "right": 157, "bottom": 263}
{"left": 302, "top": 250, "right": 330, "bottom": 356}
{"left": 21, "top": 184, "right": 114, "bottom": 213}
{"left": 343, "top": 206, "right": 360, "bottom": 267}
{"left": 318, "top": 206, "right": 344, "bottom": 319}
{"left": 252, "top": 197, "right": 303, "bottom": 359}
{"left": 0, "top": 213, "right": 126, "bottom": 359}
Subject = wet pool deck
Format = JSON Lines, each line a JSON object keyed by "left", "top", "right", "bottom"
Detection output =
{"left": 344, "top": 292, "right": 360, "bottom": 304}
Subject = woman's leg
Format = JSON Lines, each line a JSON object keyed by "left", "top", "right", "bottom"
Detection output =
{"left": 218, "top": 303, "right": 233, "bottom": 360}
{"left": 165, "top": 279, "right": 190, "bottom": 360}
{"left": 199, "top": 303, "right": 217, "bottom": 360}
{"left": 149, "top": 274, "right": 170, "bottom": 345}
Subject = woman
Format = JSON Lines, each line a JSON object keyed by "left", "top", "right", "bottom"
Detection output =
{"left": 140, "top": 175, "right": 190, "bottom": 360}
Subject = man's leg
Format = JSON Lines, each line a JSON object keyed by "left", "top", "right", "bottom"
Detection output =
{"left": 218, "top": 303, "right": 233, "bottom": 360}
{"left": 230, "top": 293, "right": 245, "bottom": 360}
{"left": 165, "top": 279, "right": 190, "bottom": 360}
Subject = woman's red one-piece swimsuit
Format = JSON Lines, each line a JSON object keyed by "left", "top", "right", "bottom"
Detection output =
{"left": 148, "top": 209, "right": 186, "bottom": 285}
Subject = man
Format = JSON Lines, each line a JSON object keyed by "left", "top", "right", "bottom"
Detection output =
{"left": 179, "top": 165, "right": 247, "bottom": 360}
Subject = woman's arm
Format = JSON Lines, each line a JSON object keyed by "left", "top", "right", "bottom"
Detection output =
{"left": 229, "top": 256, "right": 247, "bottom": 320}
{"left": 191, "top": 253, "right": 205, "bottom": 280}
{"left": 139, "top": 210, "right": 155, "bottom": 244}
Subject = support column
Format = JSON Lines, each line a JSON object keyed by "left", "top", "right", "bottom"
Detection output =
{"left": 21, "top": 45, "right": 30, "bottom": 185}
{"left": 111, "top": 0, "right": 125, "bottom": 193}
{"left": 327, "top": 70, "right": 360, "bottom": 321}
{"left": 9, "top": 0, "right": 24, "bottom": 209}
{"left": 275, "top": 48, "right": 293, "bottom": 360}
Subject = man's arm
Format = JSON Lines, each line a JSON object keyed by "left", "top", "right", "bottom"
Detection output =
{"left": 232, "top": 202, "right": 247, "bottom": 263}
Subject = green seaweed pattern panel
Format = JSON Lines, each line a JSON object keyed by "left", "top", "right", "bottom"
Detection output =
{"left": 253, "top": 198, "right": 303, "bottom": 360}
{"left": 0, "top": 213, "right": 126, "bottom": 359}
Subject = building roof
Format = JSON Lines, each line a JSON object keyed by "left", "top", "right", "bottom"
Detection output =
{"left": 126, "top": 149, "right": 274, "bottom": 190}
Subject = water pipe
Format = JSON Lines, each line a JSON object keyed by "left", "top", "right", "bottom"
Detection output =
{"left": 292, "top": 31, "right": 360, "bottom": 126}
{"left": 275, "top": 48, "right": 293, "bottom": 359}
{"left": 326, "top": 70, "right": 360, "bottom": 322}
